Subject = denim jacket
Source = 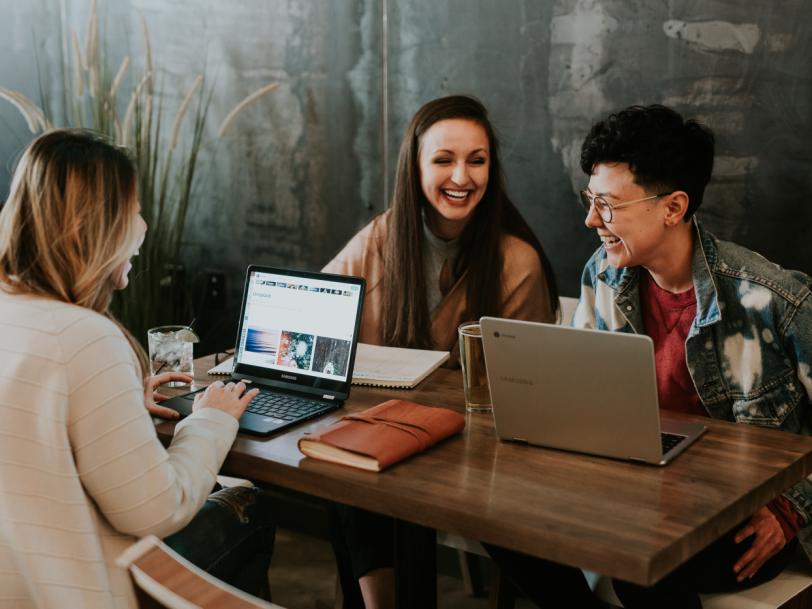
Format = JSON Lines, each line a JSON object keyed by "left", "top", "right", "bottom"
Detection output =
{"left": 572, "top": 220, "right": 812, "bottom": 558}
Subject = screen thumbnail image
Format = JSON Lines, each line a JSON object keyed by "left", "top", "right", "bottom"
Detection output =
{"left": 245, "top": 328, "right": 280, "bottom": 356}
{"left": 312, "top": 336, "right": 352, "bottom": 377}
{"left": 277, "top": 331, "right": 315, "bottom": 370}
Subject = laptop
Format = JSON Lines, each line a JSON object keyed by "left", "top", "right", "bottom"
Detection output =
{"left": 480, "top": 318, "right": 706, "bottom": 465}
{"left": 163, "top": 265, "right": 365, "bottom": 434}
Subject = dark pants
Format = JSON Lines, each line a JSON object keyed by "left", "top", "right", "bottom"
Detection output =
{"left": 328, "top": 503, "right": 395, "bottom": 609}
{"left": 484, "top": 543, "right": 605, "bottom": 609}
{"left": 612, "top": 528, "right": 797, "bottom": 609}
{"left": 164, "top": 485, "right": 276, "bottom": 599}
{"left": 330, "top": 504, "right": 395, "bottom": 579}
{"left": 485, "top": 522, "right": 798, "bottom": 609}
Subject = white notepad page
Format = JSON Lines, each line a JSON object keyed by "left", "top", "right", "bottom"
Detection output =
{"left": 207, "top": 343, "right": 449, "bottom": 388}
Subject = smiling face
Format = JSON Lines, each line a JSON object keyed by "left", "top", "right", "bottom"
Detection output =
{"left": 418, "top": 118, "right": 490, "bottom": 240}
{"left": 585, "top": 162, "right": 672, "bottom": 270}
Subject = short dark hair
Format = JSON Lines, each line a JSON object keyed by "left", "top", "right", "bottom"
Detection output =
{"left": 580, "top": 105, "right": 715, "bottom": 219}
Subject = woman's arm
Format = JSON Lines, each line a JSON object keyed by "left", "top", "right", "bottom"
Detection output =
{"left": 500, "top": 236, "right": 555, "bottom": 323}
{"left": 322, "top": 215, "right": 384, "bottom": 279}
{"left": 64, "top": 314, "right": 238, "bottom": 539}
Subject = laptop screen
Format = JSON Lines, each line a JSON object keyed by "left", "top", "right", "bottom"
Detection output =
{"left": 232, "top": 266, "right": 365, "bottom": 397}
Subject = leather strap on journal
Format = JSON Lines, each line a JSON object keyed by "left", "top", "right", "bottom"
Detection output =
{"left": 341, "top": 413, "right": 433, "bottom": 451}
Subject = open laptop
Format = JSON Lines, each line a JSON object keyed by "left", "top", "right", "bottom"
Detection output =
{"left": 480, "top": 318, "right": 706, "bottom": 465}
{"left": 163, "top": 265, "right": 365, "bottom": 434}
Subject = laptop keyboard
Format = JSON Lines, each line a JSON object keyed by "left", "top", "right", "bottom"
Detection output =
{"left": 661, "top": 432, "right": 687, "bottom": 455}
{"left": 245, "top": 390, "right": 330, "bottom": 424}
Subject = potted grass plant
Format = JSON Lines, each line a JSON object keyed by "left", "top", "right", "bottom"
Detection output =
{"left": 0, "top": 0, "right": 278, "bottom": 345}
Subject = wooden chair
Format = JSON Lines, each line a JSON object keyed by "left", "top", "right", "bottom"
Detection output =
{"left": 117, "top": 535, "right": 285, "bottom": 609}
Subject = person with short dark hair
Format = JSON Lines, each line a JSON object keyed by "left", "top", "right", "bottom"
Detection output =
{"left": 487, "top": 105, "right": 812, "bottom": 609}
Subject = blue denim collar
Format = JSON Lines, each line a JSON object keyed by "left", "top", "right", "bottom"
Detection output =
{"left": 596, "top": 220, "right": 721, "bottom": 329}
{"left": 691, "top": 220, "right": 722, "bottom": 328}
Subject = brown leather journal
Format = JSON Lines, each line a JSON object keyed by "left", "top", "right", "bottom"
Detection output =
{"left": 297, "top": 399, "right": 465, "bottom": 471}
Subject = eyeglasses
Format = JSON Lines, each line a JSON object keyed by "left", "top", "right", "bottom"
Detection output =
{"left": 579, "top": 190, "right": 669, "bottom": 223}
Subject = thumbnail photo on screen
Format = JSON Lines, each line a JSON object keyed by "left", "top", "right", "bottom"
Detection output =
{"left": 245, "top": 328, "right": 280, "bottom": 357}
{"left": 312, "top": 336, "right": 352, "bottom": 377}
{"left": 277, "top": 331, "right": 315, "bottom": 370}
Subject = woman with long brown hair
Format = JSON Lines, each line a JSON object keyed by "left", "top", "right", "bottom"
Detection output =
{"left": 324, "top": 95, "right": 559, "bottom": 608}
{"left": 326, "top": 95, "right": 558, "bottom": 359}
{"left": 0, "top": 129, "right": 273, "bottom": 609}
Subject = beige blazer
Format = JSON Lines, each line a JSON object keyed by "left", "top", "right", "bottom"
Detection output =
{"left": 323, "top": 212, "right": 555, "bottom": 363}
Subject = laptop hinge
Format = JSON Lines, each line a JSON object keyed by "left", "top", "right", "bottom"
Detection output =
{"left": 322, "top": 394, "right": 335, "bottom": 400}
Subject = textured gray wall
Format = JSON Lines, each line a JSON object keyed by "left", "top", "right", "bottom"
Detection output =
{"left": 386, "top": 0, "right": 812, "bottom": 296}
{"left": 0, "top": 0, "right": 381, "bottom": 346}
{"left": 1, "top": 0, "right": 811, "bottom": 346}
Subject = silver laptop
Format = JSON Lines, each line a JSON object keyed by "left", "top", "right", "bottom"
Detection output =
{"left": 480, "top": 318, "right": 706, "bottom": 465}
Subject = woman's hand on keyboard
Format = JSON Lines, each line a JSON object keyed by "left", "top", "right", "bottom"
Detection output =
{"left": 193, "top": 380, "right": 259, "bottom": 420}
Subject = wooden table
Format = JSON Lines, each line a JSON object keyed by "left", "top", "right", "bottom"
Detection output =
{"left": 158, "top": 354, "right": 812, "bottom": 606}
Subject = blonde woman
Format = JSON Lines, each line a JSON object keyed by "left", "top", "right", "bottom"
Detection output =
{"left": 0, "top": 130, "right": 273, "bottom": 609}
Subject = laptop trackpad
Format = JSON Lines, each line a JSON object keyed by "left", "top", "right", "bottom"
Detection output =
{"left": 161, "top": 389, "right": 203, "bottom": 417}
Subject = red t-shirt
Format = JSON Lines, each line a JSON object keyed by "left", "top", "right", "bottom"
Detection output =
{"left": 640, "top": 271, "right": 801, "bottom": 540}
{"left": 639, "top": 272, "right": 705, "bottom": 417}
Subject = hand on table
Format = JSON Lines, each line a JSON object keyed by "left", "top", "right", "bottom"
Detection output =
{"left": 144, "top": 372, "right": 193, "bottom": 419}
{"left": 733, "top": 506, "right": 786, "bottom": 582}
{"left": 193, "top": 380, "right": 259, "bottom": 420}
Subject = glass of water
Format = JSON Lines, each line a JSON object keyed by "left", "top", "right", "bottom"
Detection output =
{"left": 147, "top": 325, "right": 196, "bottom": 386}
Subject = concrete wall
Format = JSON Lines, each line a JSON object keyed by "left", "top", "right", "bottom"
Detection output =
{"left": 1, "top": 0, "right": 811, "bottom": 346}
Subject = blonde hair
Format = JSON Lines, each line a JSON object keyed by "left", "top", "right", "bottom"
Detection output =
{"left": 0, "top": 129, "right": 148, "bottom": 376}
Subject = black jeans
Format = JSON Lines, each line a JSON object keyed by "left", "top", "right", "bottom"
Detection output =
{"left": 485, "top": 522, "right": 798, "bottom": 609}
{"left": 330, "top": 503, "right": 394, "bottom": 578}
{"left": 164, "top": 485, "right": 276, "bottom": 598}
{"left": 328, "top": 503, "right": 395, "bottom": 609}
{"left": 612, "top": 528, "right": 797, "bottom": 609}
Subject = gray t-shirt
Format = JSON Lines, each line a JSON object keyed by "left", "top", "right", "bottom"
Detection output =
{"left": 422, "top": 220, "right": 461, "bottom": 313}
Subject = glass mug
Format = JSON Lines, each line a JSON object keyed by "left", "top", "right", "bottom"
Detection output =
{"left": 147, "top": 325, "right": 195, "bottom": 386}
{"left": 458, "top": 322, "right": 492, "bottom": 413}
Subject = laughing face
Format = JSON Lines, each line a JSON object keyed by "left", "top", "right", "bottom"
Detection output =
{"left": 418, "top": 118, "right": 490, "bottom": 240}
{"left": 585, "top": 162, "right": 671, "bottom": 270}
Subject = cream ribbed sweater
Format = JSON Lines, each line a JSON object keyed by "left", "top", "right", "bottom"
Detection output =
{"left": 0, "top": 291, "right": 239, "bottom": 609}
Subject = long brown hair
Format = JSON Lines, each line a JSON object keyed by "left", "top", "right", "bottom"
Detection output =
{"left": 381, "top": 95, "right": 559, "bottom": 348}
{"left": 0, "top": 129, "right": 149, "bottom": 375}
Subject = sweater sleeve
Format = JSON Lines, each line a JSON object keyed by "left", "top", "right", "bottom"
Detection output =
{"left": 322, "top": 216, "right": 382, "bottom": 279}
{"left": 500, "top": 236, "right": 555, "bottom": 324}
{"left": 767, "top": 496, "right": 802, "bottom": 542}
{"left": 63, "top": 314, "right": 238, "bottom": 539}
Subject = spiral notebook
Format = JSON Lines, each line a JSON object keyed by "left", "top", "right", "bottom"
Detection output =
{"left": 209, "top": 343, "right": 449, "bottom": 389}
